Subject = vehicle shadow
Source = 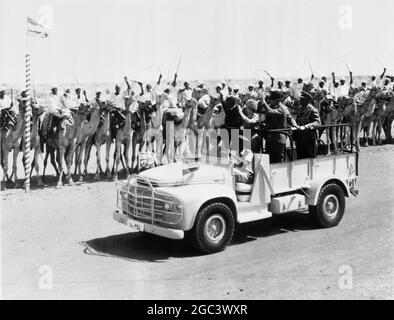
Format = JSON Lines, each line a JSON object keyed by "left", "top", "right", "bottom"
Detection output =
{"left": 80, "top": 231, "right": 196, "bottom": 263}
{"left": 81, "top": 211, "right": 316, "bottom": 262}
{"left": 233, "top": 210, "right": 315, "bottom": 245}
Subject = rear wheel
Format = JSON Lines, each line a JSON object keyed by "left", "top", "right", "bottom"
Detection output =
{"left": 189, "top": 202, "right": 235, "bottom": 254}
{"left": 309, "top": 183, "right": 345, "bottom": 228}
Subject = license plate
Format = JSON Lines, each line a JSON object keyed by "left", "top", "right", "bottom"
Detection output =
{"left": 128, "top": 220, "right": 145, "bottom": 232}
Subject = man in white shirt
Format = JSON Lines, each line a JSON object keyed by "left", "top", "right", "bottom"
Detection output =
{"left": 47, "top": 86, "right": 61, "bottom": 114}
{"left": 255, "top": 80, "right": 265, "bottom": 99}
{"left": 73, "top": 87, "right": 88, "bottom": 108}
{"left": 111, "top": 84, "right": 125, "bottom": 110}
{"left": 292, "top": 78, "right": 304, "bottom": 100}
{"left": 59, "top": 89, "right": 73, "bottom": 111}
{"left": 141, "top": 83, "right": 157, "bottom": 106}
{"left": 177, "top": 81, "right": 193, "bottom": 105}
{"left": 337, "top": 78, "right": 349, "bottom": 98}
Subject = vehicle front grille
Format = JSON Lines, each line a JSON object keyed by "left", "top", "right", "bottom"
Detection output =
{"left": 116, "top": 175, "right": 182, "bottom": 225}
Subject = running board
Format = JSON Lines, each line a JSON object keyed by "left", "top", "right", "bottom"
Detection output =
{"left": 237, "top": 203, "right": 272, "bottom": 223}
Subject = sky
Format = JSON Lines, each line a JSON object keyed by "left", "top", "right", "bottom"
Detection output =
{"left": 0, "top": 0, "right": 393, "bottom": 86}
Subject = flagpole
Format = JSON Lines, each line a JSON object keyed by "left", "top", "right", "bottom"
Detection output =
{"left": 24, "top": 20, "right": 32, "bottom": 192}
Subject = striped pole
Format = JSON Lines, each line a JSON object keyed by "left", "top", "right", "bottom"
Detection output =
{"left": 24, "top": 53, "right": 32, "bottom": 192}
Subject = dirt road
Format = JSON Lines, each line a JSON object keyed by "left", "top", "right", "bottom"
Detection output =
{"left": 1, "top": 145, "right": 394, "bottom": 299}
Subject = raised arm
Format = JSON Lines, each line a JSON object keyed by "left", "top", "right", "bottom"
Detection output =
{"left": 138, "top": 82, "right": 144, "bottom": 96}
{"left": 157, "top": 73, "right": 162, "bottom": 85}
{"left": 171, "top": 73, "right": 178, "bottom": 88}
{"left": 349, "top": 70, "right": 353, "bottom": 85}
{"left": 380, "top": 67, "right": 387, "bottom": 79}
{"left": 270, "top": 76, "right": 275, "bottom": 88}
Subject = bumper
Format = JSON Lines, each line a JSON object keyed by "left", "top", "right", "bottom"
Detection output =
{"left": 113, "top": 210, "right": 184, "bottom": 240}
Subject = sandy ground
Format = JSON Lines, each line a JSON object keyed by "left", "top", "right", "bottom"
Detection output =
{"left": 1, "top": 144, "right": 394, "bottom": 300}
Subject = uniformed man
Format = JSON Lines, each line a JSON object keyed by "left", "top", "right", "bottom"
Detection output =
{"left": 293, "top": 91, "right": 321, "bottom": 159}
{"left": 261, "top": 90, "right": 298, "bottom": 163}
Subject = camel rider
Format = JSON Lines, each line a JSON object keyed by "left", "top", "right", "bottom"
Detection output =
{"left": 214, "top": 83, "right": 226, "bottom": 104}
{"left": 197, "top": 88, "right": 211, "bottom": 113}
{"left": 354, "top": 82, "right": 368, "bottom": 101}
{"left": 0, "top": 86, "right": 12, "bottom": 111}
{"left": 73, "top": 87, "right": 89, "bottom": 108}
{"left": 244, "top": 84, "right": 258, "bottom": 101}
{"left": 232, "top": 85, "right": 240, "bottom": 99}
{"left": 261, "top": 90, "right": 298, "bottom": 163}
{"left": 293, "top": 91, "right": 321, "bottom": 160}
{"left": 283, "top": 80, "right": 292, "bottom": 97}
{"left": 337, "top": 73, "right": 350, "bottom": 98}
{"left": 292, "top": 78, "right": 304, "bottom": 100}
{"left": 0, "top": 86, "right": 18, "bottom": 129}
{"left": 178, "top": 81, "right": 193, "bottom": 104}
{"left": 255, "top": 80, "right": 265, "bottom": 99}
{"left": 46, "top": 87, "right": 73, "bottom": 127}
{"left": 110, "top": 84, "right": 126, "bottom": 111}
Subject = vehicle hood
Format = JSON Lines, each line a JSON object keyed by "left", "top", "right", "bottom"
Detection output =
{"left": 139, "top": 162, "right": 227, "bottom": 186}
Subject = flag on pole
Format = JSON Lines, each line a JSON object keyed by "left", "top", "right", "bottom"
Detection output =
{"left": 27, "top": 16, "right": 48, "bottom": 38}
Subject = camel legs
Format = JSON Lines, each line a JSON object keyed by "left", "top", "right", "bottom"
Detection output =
{"left": 123, "top": 139, "right": 131, "bottom": 176}
{"left": 131, "top": 136, "right": 138, "bottom": 173}
{"left": 113, "top": 140, "right": 123, "bottom": 180}
{"left": 43, "top": 145, "right": 59, "bottom": 182}
{"left": 371, "top": 119, "right": 378, "bottom": 146}
{"left": 65, "top": 144, "right": 75, "bottom": 185}
{"left": 105, "top": 139, "right": 112, "bottom": 178}
{"left": 32, "top": 146, "right": 43, "bottom": 187}
{"left": 57, "top": 147, "right": 65, "bottom": 187}
{"left": 12, "top": 146, "right": 20, "bottom": 188}
{"left": 1, "top": 146, "right": 11, "bottom": 189}
{"left": 94, "top": 142, "right": 102, "bottom": 180}
{"left": 83, "top": 136, "right": 94, "bottom": 177}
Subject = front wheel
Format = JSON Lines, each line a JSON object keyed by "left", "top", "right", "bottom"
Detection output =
{"left": 189, "top": 202, "right": 235, "bottom": 254}
{"left": 309, "top": 183, "right": 345, "bottom": 228}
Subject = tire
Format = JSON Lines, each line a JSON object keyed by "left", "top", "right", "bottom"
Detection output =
{"left": 309, "top": 183, "right": 346, "bottom": 228}
{"left": 189, "top": 202, "right": 235, "bottom": 254}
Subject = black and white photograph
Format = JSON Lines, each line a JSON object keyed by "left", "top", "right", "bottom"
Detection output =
{"left": 0, "top": 0, "right": 393, "bottom": 302}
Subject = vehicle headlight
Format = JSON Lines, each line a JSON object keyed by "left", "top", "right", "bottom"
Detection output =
{"left": 163, "top": 202, "right": 172, "bottom": 211}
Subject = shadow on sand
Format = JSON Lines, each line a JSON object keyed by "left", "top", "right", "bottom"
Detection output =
{"left": 81, "top": 211, "right": 317, "bottom": 262}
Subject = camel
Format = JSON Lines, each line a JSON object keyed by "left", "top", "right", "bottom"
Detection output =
{"left": 1, "top": 100, "right": 26, "bottom": 189}
{"left": 342, "top": 87, "right": 378, "bottom": 150}
{"left": 129, "top": 101, "right": 154, "bottom": 173}
{"left": 113, "top": 104, "right": 133, "bottom": 180}
{"left": 83, "top": 101, "right": 115, "bottom": 180}
{"left": 163, "top": 99, "right": 195, "bottom": 162}
{"left": 143, "top": 100, "right": 165, "bottom": 166}
{"left": 29, "top": 102, "right": 46, "bottom": 187}
{"left": 319, "top": 96, "right": 352, "bottom": 154}
{"left": 187, "top": 96, "right": 218, "bottom": 157}
{"left": 45, "top": 104, "right": 90, "bottom": 187}
{"left": 73, "top": 102, "right": 102, "bottom": 182}
{"left": 371, "top": 92, "right": 391, "bottom": 145}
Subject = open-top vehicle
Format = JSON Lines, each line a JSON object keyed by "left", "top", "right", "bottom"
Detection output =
{"left": 113, "top": 124, "right": 359, "bottom": 253}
